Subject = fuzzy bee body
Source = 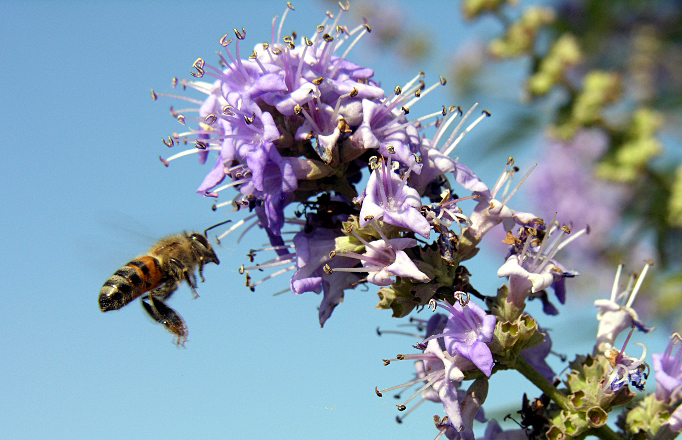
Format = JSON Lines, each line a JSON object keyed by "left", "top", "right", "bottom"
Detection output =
{"left": 99, "top": 231, "right": 220, "bottom": 346}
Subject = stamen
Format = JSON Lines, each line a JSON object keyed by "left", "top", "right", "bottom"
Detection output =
{"left": 216, "top": 213, "right": 257, "bottom": 241}
{"left": 626, "top": 261, "right": 652, "bottom": 308}
{"left": 609, "top": 264, "right": 624, "bottom": 302}
{"left": 501, "top": 163, "right": 536, "bottom": 206}
{"left": 404, "top": 76, "right": 447, "bottom": 109}
{"left": 160, "top": 147, "right": 221, "bottom": 166}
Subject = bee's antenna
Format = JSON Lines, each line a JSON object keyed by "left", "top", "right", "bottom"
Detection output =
{"left": 204, "top": 219, "right": 232, "bottom": 236}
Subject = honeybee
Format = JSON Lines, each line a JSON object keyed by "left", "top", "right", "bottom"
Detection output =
{"left": 99, "top": 221, "right": 228, "bottom": 345}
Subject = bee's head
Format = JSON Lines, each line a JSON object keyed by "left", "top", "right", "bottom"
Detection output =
{"left": 190, "top": 233, "right": 220, "bottom": 265}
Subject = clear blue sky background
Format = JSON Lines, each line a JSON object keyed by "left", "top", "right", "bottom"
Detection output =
{"left": 0, "top": 1, "right": 673, "bottom": 439}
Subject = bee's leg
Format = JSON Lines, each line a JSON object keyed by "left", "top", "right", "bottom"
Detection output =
{"left": 168, "top": 257, "right": 199, "bottom": 299}
{"left": 198, "top": 261, "right": 206, "bottom": 283}
{"left": 141, "top": 292, "right": 187, "bottom": 347}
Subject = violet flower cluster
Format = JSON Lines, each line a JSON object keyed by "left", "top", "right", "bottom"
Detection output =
{"left": 153, "top": 4, "right": 678, "bottom": 439}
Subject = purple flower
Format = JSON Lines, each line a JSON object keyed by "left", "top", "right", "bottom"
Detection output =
{"left": 594, "top": 262, "right": 654, "bottom": 354}
{"left": 358, "top": 155, "right": 431, "bottom": 238}
{"left": 652, "top": 333, "right": 682, "bottom": 406}
{"left": 329, "top": 234, "right": 430, "bottom": 287}
{"left": 430, "top": 297, "right": 497, "bottom": 377}
{"left": 498, "top": 215, "right": 582, "bottom": 312}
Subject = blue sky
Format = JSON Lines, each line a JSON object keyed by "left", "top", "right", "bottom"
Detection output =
{"left": 0, "top": 1, "right": 673, "bottom": 439}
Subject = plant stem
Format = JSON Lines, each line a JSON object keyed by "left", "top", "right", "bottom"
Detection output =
{"left": 514, "top": 354, "right": 570, "bottom": 411}
{"left": 514, "top": 355, "right": 623, "bottom": 440}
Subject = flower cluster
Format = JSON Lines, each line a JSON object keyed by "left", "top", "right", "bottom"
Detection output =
{"left": 153, "top": 4, "right": 678, "bottom": 440}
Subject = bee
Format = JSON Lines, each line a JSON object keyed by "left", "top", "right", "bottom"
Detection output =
{"left": 99, "top": 221, "right": 229, "bottom": 345}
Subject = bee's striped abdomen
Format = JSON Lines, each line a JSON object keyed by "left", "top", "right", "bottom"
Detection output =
{"left": 99, "top": 256, "right": 164, "bottom": 312}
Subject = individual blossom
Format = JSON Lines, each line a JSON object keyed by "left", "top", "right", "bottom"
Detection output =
{"left": 458, "top": 158, "right": 539, "bottom": 259}
{"left": 358, "top": 155, "right": 431, "bottom": 238}
{"left": 602, "top": 328, "right": 649, "bottom": 393}
{"left": 427, "top": 296, "right": 497, "bottom": 377}
{"left": 434, "top": 378, "right": 489, "bottom": 440}
{"left": 377, "top": 338, "right": 467, "bottom": 432}
{"left": 375, "top": 296, "right": 494, "bottom": 432}
{"left": 497, "top": 214, "right": 583, "bottom": 313}
{"left": 652, "top": 333, "right": 682, "bottom": 432}
{"left": 594, "top": 261, "right": 654, "bottom": 354}
{"left": 326, "top": 219, "right": 430, "bottom": 287}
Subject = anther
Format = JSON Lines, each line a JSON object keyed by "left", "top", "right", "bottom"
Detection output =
{"left": 482, "top": 110, "right": 491, "bottom": 117}
{"left": 323, "top": 264, "right": 333, "bottom": 274}
{"left": 204, "top": 114, "right": 217, "bottom": 125}
{"left": 177, "top": 115, "right": 186, "bottom": 125}
{"left": 316, "top": 24, "right": 325, "bottom": 33}
{"left": 323, "top": 33, "right": 334, "bottom": 42}
{"left": 190, "top": 58, "right": 205, "bottom": 78}
{"left": 402, "top": 106, "right": 409, "bottom": 114}
{"left": 375, "top": 387, "right": 383, "bottom": 397}
{"left": 159, "top": 156, "right": 169, "bottom": 167}
{"left": 294, "top": 105, "right": 302, "bottom": 115}
{"left": 397, "top": 405, "right": 406, "bottom": 411}
{"left": 244, "top": 114, "right": 254, "bottom": 124}
{"left": 239, "top": 265, "right": 245, "bottom": 275}
{"left": 382, "top": 359, "right": 391, "bottom": 366}
{"left": 219, "top": 35, "right": 232, "bottom": 47}
{"left": 364, "top": 215, "right": 375, "bottom": 221}
{"left": 234, "top": 28, "right": 246, "bottom": 40}
{"left": 171, "top": 77, "right": 178, "bottom": 88}
{"left": 329, "top": 251, "right": 337, "bottom": 258}
{"left": 396, "top": 354, "right": 405, "bottom": 360}
{"left": 195, "top": 140, "right": 208, "bottom": 150}
{"left": 340, "top": 1, "right": 349, "bottom": 11}
{"left": 150, "top": 89, "right": 158, "bottom": 100}
{"left": 287, "top": 2, "right": 294, "bottom": 10}
{"left": 313, "top": 77, "right": 324, "bottom": 85}
{"left": 394, "top": 86, "right": 402, "bottom": 95}
{"left": 387, "top": 145, "right": 395, "bottom": 154}
{"left": 350, "top": 87, "right": 359, "bottom": 97}
{"left": 439, "top": 76, "right": 447, "bottom": 85}
{"left": 363, "top": 23, "right": 372, "bottom": 32}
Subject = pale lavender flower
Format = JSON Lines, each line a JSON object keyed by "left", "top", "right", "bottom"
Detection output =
{"left": 498, "top": 215, "right": 583, "bottom": 311}
{"left": 652, "top": 333, "right": 682, "bottom": 408}
{"left": 594, "top": 262, "right": 654, "bottom": 354}
{"left": 358, "top": 155, "right": 431, "bottom": 238}
{"left": 330, "top": 235, "right": 430, "bottom": 286}
{"left": 429, "top": 297, "right": 497, "bottom": 377}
